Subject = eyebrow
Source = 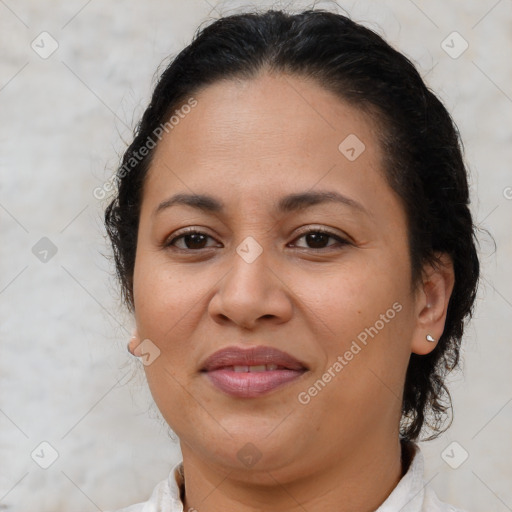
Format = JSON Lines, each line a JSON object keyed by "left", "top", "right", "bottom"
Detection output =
{"left": 154, "top": 190, "right": 370, "bottom": 217}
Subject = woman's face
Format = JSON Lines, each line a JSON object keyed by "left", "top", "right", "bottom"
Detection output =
{"left": 132, "top": 73, "right": 436, "bottom": 480}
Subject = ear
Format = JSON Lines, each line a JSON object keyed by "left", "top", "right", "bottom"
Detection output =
{"left": 411, "top": 252, "right": 455, "bottom": 355}
{"left": 128, "top": 327, "right": 143, "bottom": 356}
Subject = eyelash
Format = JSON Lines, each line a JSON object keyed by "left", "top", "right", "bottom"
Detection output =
{"left": 164, "top": 226, "right": 350, "bottom": 252}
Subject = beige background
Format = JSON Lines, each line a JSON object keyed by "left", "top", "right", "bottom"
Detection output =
{"left": 1, "top": 0, "right": 511, "bottom": 510}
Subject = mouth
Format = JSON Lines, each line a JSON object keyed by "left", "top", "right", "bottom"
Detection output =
{"left": 200, "top": 345, "right": 309, "bottom": 398}
{"left": 210, "top": 364, "right": 293, "bottom": 372}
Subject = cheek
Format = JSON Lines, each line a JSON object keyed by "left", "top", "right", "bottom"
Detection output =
{"left": 133, "top": 250, "right": 201, "bottom": 328}
{"left": 133, "top": 254, "right": 190, "bottom": 369}
{"left": 301, "top": 259, "right": 413, "bottom": 396}
{"left": 133, "top": 255, "right": 204, "bottom": 422}
{"left": 132, "top": 249, "right": 223, "bottom": 389}
{"left": 299, "top": 262, "right": 404, "bottom": 343}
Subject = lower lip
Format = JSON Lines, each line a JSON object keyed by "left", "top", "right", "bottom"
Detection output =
{"left": 203, "top": 368, "right": 306, "bottom": 398}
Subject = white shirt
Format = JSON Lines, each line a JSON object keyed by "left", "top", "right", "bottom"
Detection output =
{"left": 106, "top": 444, "right": 467, "bottom": 512}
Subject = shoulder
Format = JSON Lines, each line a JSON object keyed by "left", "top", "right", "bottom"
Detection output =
{"left": 387, "top": 442, "right": 471, "bottom": 512}
{"left": 104, "top": 461, "right": 185, "bottom": 512}
{"left": 423, "top": 485, "right": 469, "bottom": 512}
{"left": 103, "top": 477, "right": 178, "bottom": 512}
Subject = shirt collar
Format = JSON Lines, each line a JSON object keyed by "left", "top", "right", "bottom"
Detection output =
{"left": 166, "top": 443, "right": 426, "bottom": 512}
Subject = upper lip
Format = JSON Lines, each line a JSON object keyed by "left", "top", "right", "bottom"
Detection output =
{"left": 200, "top": 346, "right": 308, "bottom": 372}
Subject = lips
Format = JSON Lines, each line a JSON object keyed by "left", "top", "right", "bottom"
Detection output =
{"left": 200, "top": 345, "right": 309, "bottom": 398}
{"left": 200, "top": 345, "right": 308, "bottom": 372}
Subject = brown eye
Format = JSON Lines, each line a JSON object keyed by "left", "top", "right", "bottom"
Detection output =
{"left": 290, "top": 228, "right": 349, "bottom": 250}
{"left": 164, "top": 227, "right": 349, "bottom": 252}
{"left": 166, "top": 230, "right": 218, "bottom": 250}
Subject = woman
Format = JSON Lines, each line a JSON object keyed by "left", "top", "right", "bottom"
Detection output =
{"left": 104, "top": 8, "right": 479, "bottom": 512}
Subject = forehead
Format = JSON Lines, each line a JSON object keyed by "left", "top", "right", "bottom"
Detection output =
{"left": 143, "top": 72, "right": 393, "bottom": 219}
{"left": 153, "top": 73, "right": 380, "bottom": 159}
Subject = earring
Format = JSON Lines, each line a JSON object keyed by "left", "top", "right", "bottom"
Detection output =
{"left": 127, "top": 334, "right": 138, "bottom": 356}
{"left": 426, "top": 334, "right": 436, "bottom": 343}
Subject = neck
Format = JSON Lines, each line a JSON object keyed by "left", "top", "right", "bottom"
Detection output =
{"left": 180, "top": 436, "right": 406, "bottom": 512}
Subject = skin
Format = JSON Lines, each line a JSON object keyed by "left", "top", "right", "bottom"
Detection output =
{"left": 129, "top": 72, "right": 455, "bottom": 512}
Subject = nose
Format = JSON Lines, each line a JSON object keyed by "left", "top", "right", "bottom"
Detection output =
{"left": 207, "top": 240, "right": 293, "bottom": 330}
